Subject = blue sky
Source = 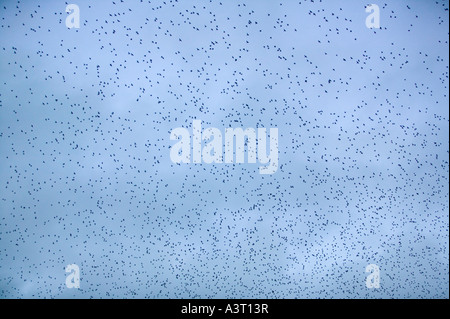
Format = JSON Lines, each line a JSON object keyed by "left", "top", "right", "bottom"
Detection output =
{"left": 0, "top": 0, "right": 448, "bottom": 298}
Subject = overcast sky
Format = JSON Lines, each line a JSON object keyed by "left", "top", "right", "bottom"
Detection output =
{"left": 0, "top": 0, "right": 448, "bottom": 298}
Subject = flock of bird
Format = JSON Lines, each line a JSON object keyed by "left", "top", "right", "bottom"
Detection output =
{"left": 0, "top": 0, "right": 448, "bottom": 298}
